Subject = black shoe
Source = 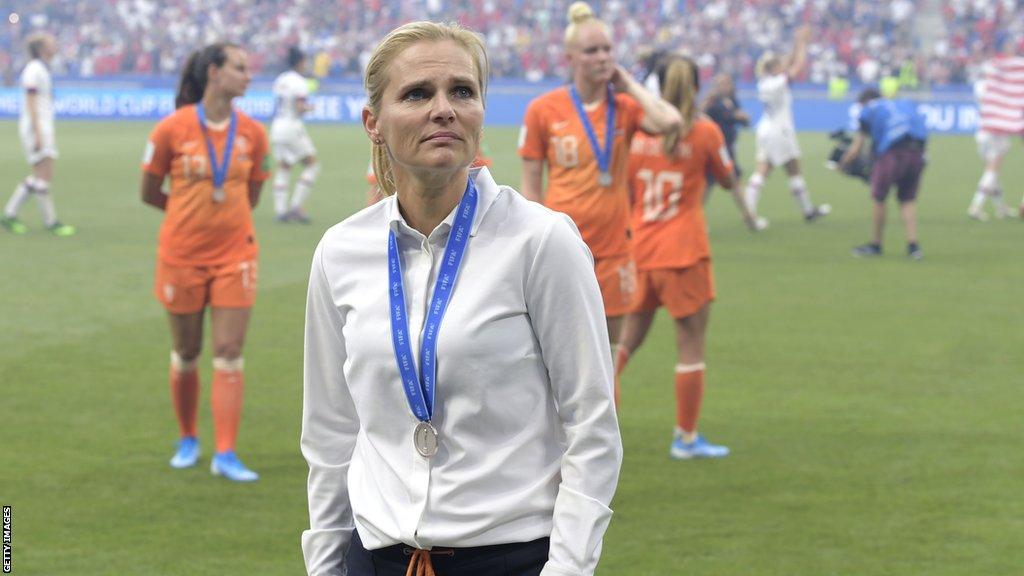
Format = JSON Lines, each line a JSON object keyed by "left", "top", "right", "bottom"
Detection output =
{"left": 805, "top": 204, "right": 832, "bottom": 223}
{"left": 852, "top": 243, "right": 882, "bottom": 257}
{"left": 287, "top": 208, "right": 311, "bottom": 224}
{"left": 907, "top": 242, "right": 923, "bottom": 260}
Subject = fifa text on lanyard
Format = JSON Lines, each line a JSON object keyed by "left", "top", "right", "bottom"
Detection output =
{"left": 388, "top": 178, "right": 479, "bottom": 458}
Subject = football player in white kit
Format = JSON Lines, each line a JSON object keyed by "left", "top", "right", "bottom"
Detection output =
{"left": 744, "top": 25, "right": 830, "bottom": 225}
{"left": 1, "top": 32, "right": 75, "bottom": 236}
{"left": 270, "top": 47, "right": 319, "bottom": 223}
{"left": 967, "top": 76, "right": 1016, "bottom": 221}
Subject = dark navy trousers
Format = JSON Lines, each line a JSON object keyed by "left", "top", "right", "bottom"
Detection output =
{"left": 345, "top": 529, "right": 549, "bottom": 576}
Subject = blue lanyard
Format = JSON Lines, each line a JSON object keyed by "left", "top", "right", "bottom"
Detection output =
{"left": 388, "top": 178, "right": 479, "bottom": 422}
{"left": 569, "top": 84, "right": 616, "bottom": 175}
{"left": 196, "top": 103, "right": 238, "bottom": 190}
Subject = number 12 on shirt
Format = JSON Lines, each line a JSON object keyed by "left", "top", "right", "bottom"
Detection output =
{"left": 636, "top": 169, "right": 683, "bottom": 222}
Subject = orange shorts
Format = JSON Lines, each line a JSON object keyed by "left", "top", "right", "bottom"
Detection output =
{"left": 632, "top": 259, "right": 715, "bottom": 319}
{"left": 154, "top": 258, "right": 258, "bottom": 314}
{"left": 595, "top": 253, "right": 637, "bottom": 317}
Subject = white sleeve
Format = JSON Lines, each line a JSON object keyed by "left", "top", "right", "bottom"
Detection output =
{"left": 526, "top": 215, "right": 623, "bottom": 576}
{"left": 301, "top": 241, "right": 359, "bottom": 576}
{"left": 21, "top": 62, "right": 42, "bottom": 91}
{"left": 295, "top": 75, "right": 310, "bottom": 98}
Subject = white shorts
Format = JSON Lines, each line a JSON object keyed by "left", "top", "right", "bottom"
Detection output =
{"left": 975, "top": 130, "right": 1011, "bottom": 163}
{"left": 19, "top": 126, "right": 58, "bottom": 165}
{"left": 755, "top": 123, "right": 800, "bottom": 167}
{"left": 270, "top": 121, "right": 316, "bottom": 165}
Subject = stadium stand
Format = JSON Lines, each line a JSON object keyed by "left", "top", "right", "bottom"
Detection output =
{"left": 0, "top": 0, "right": 1019, "bottom": 85}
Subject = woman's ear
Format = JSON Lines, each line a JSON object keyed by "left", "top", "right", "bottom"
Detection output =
{"left": 363, "top": 107, "right": 381, "bottom": 144}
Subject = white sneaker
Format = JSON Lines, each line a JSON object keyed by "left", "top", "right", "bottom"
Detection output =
{"left": 967, "top": 207, "right": 989, "bottom": 222}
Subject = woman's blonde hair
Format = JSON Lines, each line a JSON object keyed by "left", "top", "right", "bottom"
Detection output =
{"left": 564, "top": 1, "right": 610, "bottom": 48}
{"left": 756, "top": 52, "right": 779, "bottom": 78}
{"left": 364, "top": 21, "right": 489, "bottom": 197}
{"left": 658, "top": 56, "right": 700, "bottom": 155}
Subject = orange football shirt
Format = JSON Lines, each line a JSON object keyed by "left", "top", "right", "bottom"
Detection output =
{"left": 519, "top": 88, "right": 644, "bottom": 258}
{"left": 628, "top": 118, "right": 733, "bottom": 270}
{"left": 143, "top": 105, "right": 269, "bottom": 267}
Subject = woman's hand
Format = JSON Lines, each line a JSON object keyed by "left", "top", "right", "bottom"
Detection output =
{"left": 609, "top": 64, "right": 634, "bottom": 94}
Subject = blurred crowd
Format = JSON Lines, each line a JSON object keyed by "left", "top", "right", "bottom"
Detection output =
{"left": 1, "top": 0, "right": 1020, "bottom": 86}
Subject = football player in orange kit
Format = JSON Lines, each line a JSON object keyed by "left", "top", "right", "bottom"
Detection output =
{"left": 140, "top": 43, "right": 270, "bottom": 482}
{"left": 518, "top": 1, "right": 681, "bottom": 353}
{"left": 617, "top": 55, "right": 759, "bottom": 458}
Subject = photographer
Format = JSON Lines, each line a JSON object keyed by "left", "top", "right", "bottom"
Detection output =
{"left": 841, "top": 89, "right": 927, "bottom": 260}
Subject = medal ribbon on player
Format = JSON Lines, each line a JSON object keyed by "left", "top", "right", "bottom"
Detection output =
{"left": 569, "top": 83, "right": 616, "bottom": 186}
{"left": 196, "top": 103, "right": 238, "bottom": 203}
{"left": 388, "top": 177, "right": 479, "bottom": 455}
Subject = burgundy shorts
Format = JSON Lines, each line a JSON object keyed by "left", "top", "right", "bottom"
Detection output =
{"left": 871, "top": 146, "right": 925, "bottom": 203}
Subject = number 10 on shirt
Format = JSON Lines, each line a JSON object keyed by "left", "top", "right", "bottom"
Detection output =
{"left": 636, "top": 169, "right": 684, "bottom": 222}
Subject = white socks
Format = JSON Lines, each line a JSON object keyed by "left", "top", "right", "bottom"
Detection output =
{"left": 4, "top": 180, "right": 31, "bottom": 218}
{"left": 274, "top": 163, "right": 319, "bottom": 216}
{"left": 290, "top": 163, "right": 320, "bottom": 211}
{"left": 789, "top": 175, "right": 814, "bottom": 215}
{"left": 971, "top": 170, "right": 1010, "bottom": 216}
{"left": 32, "top": 182, "right": 58, "bottom": 227}
{"left": 5, "top": 176, "right": 56, "bottom": 225}
{"left": 745, "top": 173, "right": 764, "bottom": 213}
{"left": 273, "top": 169, "right": 290, "bottom": 216}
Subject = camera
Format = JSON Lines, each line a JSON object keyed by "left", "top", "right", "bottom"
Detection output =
{"left": 826, "top": 129, "right": 872, "bottom": 183}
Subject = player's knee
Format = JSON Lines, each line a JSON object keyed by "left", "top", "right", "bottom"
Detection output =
{"left": 26, "top": 175, "right": 50, "bottom": 194}
{"left": 172, "top": 348, "right": 201, "bottom": 367}
{"left": 212, "top": 342, "right": 244, "bottom": 361}
{"left": 301, "top": 162, "right": 321, "bottom": 182}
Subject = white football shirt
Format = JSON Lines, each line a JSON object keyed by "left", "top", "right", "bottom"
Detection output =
{"left": 20, "top": 59, "right": 54, "bottom": 133}
{"left": 273, "top": 70, "right": 310, "bottom": 122}
{"left": 756, "top": 73, "right": 795, "bottom": 129}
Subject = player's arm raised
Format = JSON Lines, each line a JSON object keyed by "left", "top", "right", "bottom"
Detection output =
{"left": 784, "top": 25, "right": 811, "bottom": 80}
{"left": 611, "top": 64, "right": 681, "bottom": 135}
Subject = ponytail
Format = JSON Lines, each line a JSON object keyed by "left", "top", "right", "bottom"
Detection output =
{"left": 175, "top": 43, "right": 238, "bottom": 109}
{"left": 659, "top": 56, "right": 700, "bottom": 156}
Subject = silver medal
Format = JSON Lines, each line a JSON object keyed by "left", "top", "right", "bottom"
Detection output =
{"left": 414, "top": 421, "right": 438, "bottom": 458}
{"left": 212, "top": 187, "right": 226, "bottom": 203}
{"left": 598, "top": 171, "right": 612, "bottom": 187}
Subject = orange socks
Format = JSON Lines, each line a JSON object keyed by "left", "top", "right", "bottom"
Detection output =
{"left": 211, "top": 357, "right": 245, "bottom": 454}
{"left": 613, "top": 346, "right": 631, "bottom": 408}
{"left": 674, "top": 364, "right": 706, "bottom": 435}
{"left": 170, "top": 363, "right": 199, "bottom": 438}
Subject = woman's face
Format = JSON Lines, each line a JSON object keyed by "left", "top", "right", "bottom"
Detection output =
{"left": 569, "top": 23, "right": 614, "bottom": 86}
{"left": 365, "top": 40, "right": 484, "bottom": 180}
{"left": 715, "top": 74, "right": 734, "bottom": 95}
{"left": 38, "top": 37, "right": 58, "bottom": 63}
{"left": 209, "top": 47, "right": 251, "bottom": 100}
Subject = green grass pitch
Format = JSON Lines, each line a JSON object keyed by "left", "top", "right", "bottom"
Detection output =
{"left": 1, "top": 120, "right": 1022, "bottom": 575}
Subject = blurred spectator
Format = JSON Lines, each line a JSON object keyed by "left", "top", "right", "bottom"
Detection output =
{"left": 0, "top": 0, "right": 1017, "bottom": 85}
